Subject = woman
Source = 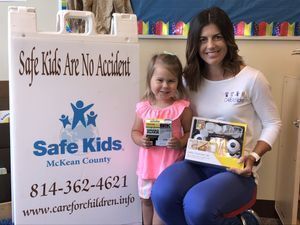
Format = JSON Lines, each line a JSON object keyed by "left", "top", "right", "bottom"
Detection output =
{"left": 151, "top": 6, "right": 281, "bottom": 225}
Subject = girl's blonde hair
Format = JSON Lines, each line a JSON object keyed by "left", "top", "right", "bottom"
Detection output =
{"left": 142, "top": 53, "right": 187, "bottom": 101}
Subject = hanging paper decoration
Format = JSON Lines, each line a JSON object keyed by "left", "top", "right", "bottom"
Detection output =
{"left": 171, "top": 22, "right": 177, "bottom": 35}
{"left": 253, "top": 22, "right": 259, "bottom": 36}
{"left": 266, "top": 22, "right": 273, "bottom": 36}
{"left": 136, "top": 20, "right": 299, "bottom": 37}
{"left": 172, "top": 21, "right": 184, "bottom": 35}
{"left": 183, "top": 23, "right": 189, "bottom": 36}
{"left": 154, "top": 20, "right": 163, "bottom": 35}
{"left": 170, "top": 21, "right": 189, "bottom": 36}
{"left": 279, "top": 22, "right": 289, "bottom": 36}
{"left": 154, "top": 21, "right": 169, "bottom": 35}
{"left": 143, "top": 22, "right": 150, "bottom": 35}
{"left": 138, "top": 21, "right": 149, "bottom": 35}
{"left": 162, "top": 22, "right": 169, "bottom": 35}
{"left": 288, "top": 23, "right": 295, "bottom": 36}
{"left": 295, "top": 22, "right": 300, "bottom": 36}
{"left": 235, "top": 21, "right": 245, "bottom": 36}
{"left": 153, "top": 21, "right": 160, "bottom": 34}
{"left": 244, "top": 22, "right": 254, "bottom": 36}
{"left": 258, "top": 22, "right": 267, "bottom": 36}
{"left": 273, "top": 22, "right": 281, "bottom": 36}
{"left": 137, "top": 21, "right": 143, "bottom": 34}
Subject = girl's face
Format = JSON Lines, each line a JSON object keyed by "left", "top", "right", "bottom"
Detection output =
{"left": 198, "top": 23, "right": 228, "bottom": 67}
{"left": 150, "top": 65, "right": 178, "bottom": 103}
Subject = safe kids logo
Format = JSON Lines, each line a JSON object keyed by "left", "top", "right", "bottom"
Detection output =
{"left": 59, "top": 100, "right": 99, "bottom": 143}
{"left": 33, "top": 100, "right": 122, "bottom": 158}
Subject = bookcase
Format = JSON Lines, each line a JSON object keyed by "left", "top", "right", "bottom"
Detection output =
{"left": 0, "top": 81, "right": 10, "bottom": 204}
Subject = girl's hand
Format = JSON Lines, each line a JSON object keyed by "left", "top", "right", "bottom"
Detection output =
{"left": 131, "top": 115, "right": 153, "bottom": 148}
{"left": 227, "top": 155, "right": 255, "bottom": 177}
{"left": 140, "top": 136, "right": 153, "bottom": 148}
{"left": 166, "top": 137, "right": 181, "bottom": 150}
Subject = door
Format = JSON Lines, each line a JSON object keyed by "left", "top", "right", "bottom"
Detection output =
{"left": 275, "top": 76, "right": 300, "bottom": 225}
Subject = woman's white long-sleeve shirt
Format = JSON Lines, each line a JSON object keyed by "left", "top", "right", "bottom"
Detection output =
{"left": 188, "top": 66, "right": 282, "bottom": 154}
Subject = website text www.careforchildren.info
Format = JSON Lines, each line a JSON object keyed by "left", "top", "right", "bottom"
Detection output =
{"left": 22, "top": 194, "right": 135, "bottom": 217}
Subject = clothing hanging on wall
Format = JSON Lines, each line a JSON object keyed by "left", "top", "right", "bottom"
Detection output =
{"left": 67, "top": 0, "right": 133, "bottom": 34}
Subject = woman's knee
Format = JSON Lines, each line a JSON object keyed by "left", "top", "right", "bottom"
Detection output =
{"left": 183, "top": 196, "right": 217, "bottom": 225}
{"left": 152, "top": 162, "right": 191, "bottom": 206}
{"left": 151, "top": 175, "right": 175, "bottom": 206}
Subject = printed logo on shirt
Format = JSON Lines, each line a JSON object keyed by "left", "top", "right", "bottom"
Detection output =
{"left": 224, "top": 91, "right": 248, "bottom": 103}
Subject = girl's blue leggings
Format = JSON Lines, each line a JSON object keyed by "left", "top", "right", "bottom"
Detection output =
{"left": 151, "top": 160, "right": 256, "bottom": 225}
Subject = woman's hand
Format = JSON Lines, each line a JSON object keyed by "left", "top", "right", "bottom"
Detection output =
{"left": 167, "top": 137, "right": 182, "bottom": 150}
{"left": 229, "top": 141, "right": 270, "bottom": 176}
{"left": 228, "top": 155, "right": 255, "bottom": 177}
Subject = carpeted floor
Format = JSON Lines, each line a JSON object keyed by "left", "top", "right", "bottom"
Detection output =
{"left": 261, "top": 217, "right": 282, "bottom": 225}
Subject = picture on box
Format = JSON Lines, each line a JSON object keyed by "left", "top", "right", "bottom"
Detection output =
{"left": 185, "top": 117, "right": 247, "bottom": 169}
{"left": 145, "top": 119, "right": 172, "bottom": 146}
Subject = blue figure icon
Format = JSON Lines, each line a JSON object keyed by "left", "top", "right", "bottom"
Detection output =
{"left": 71, "top": 100, "right": 94, "bottom": 129}
{"left": 87, "top": 111, "right": 97, "bottom": 127}
{"left": 59, "top": 114, "right": 71, "bottom": 128}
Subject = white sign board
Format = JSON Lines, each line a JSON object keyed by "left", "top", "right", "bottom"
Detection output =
{"left": 9, "top": 8, "right": 141, "bottom": 225}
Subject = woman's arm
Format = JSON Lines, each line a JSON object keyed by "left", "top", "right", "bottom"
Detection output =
{"left": 230, "top": 72, "right": 282, "bottom": 176}
{"left": 251, "top": 72, "right": 282, "bottom": 148}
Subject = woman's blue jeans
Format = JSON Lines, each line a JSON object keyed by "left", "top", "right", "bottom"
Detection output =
{"left": 151, "top": 160, "right": 256, "bottom": 225}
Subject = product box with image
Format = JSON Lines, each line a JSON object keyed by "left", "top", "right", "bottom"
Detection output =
{"left": 0, "top": 110, "right": 9, "bottom": 123}
{"left": 145, "top": 119, "right": 172, "bottom": 146}
{"left": 185, "top": 117, "right": 247, "bottom": 169}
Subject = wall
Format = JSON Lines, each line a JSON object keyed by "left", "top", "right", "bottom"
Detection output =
{"left": 0, "top": 0, "right": 58, "bottom": 81}
{"left": 139, "top": 37, "right": 300, "bottom": 200}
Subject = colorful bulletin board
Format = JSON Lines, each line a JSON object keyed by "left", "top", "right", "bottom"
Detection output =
{"left": 130, "top": 0, "right": 300, "bottom": 37}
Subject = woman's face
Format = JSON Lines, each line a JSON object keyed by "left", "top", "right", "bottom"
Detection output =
{"left": 198, "top": 23, "right": 228, "bottom": 67}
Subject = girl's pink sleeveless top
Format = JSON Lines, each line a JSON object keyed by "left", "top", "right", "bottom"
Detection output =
{"left": 136, "top": 99, "right": 190, "bottom": 179}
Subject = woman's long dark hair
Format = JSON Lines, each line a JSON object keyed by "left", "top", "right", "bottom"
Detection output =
{"left": 183, "top": 7, "right": 244, "bottom": 91}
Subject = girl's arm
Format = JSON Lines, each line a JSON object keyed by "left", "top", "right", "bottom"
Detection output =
{"left": 167, "top": 107, "right": 193, "bottom": 149}
{"left": 131, "top": 114, "right": 152, "bottom": 148}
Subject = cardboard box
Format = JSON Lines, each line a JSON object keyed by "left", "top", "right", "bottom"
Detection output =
{"left": 0, "top": 124, "right": 10, "bottom": 148}
{"left": 185, "top": 117, "right": 247, "bottom": 169}
{"left": 0, "top": 110, "right": 9, "bottom": 123}
{"left": 0, "top": 174, "right": 11, "bottom": 203}
{"left": 145, "top": 119, "right": 172, "bottom": 146}
{"left": 0, "top": 148, "right": 10, "bottom": 173}
{"left": 0, "top": 202, "right": 11, "bottom": 220}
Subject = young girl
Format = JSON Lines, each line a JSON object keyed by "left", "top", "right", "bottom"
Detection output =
{"left": 131, "top": 53, "right": 193, "bottom": 225}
